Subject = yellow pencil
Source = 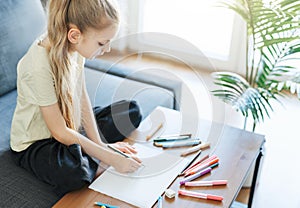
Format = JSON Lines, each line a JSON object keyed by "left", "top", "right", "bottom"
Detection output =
{"left": 146, "top": 123, "right": 163, "bottom": 141}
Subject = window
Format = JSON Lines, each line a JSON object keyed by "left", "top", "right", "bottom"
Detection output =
{"left": 124, "top": 0, "right": 246, "bottom": 73}
{"left": 142, "top": 0, "right": 233, "bottom": 60}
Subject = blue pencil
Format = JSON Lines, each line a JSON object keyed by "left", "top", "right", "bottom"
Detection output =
{"left": 157, "top": 196, "right": 163, "bottom": 208}
{"left": 160, "top": 140, "right": 201, "bottom": 148}
{"left": 94, "top": 202, "right": 119, "bottom": 208}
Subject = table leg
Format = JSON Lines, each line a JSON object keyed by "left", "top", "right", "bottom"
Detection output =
{"left": 248, "top": 148, "right": 263, "bottom": 208}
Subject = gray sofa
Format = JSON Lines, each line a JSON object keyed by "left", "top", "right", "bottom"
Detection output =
{"left": 0, "top": 0, "right": 181, "bottom": 207}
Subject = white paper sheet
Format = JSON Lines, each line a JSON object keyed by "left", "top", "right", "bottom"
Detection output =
{"left": 106, "top": 143, "right": 183, "bottom": 178}
{"left": 89, "top": 107, "right": 190, "bottom": 208}
{"left": 89, "top": 152, "right": 188, "bottom": 208}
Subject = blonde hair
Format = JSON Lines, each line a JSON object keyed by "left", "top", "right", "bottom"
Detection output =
{"left": 47, "top": 0, "right": 119, "bottom": 130}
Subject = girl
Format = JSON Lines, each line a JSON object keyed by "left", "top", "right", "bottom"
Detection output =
{"left": 10, "top": 0, "right": 142, "bottom": 196}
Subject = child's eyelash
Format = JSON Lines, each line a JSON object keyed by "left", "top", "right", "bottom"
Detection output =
{"left": 98, "top": 42, "right": 105, "bottom": 46}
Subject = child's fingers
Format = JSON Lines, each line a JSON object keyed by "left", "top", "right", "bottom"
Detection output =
{"left": 125, "top": 145, "right": 137, "bottom": 154}
{"left": 115, "top": 142, "right": 137, "bottom": 154}
{"left": 130, "top": 155, "right": 142, "bottom": 164}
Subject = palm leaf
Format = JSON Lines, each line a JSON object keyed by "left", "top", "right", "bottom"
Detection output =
{"left": 257, "top": 39, "right": 300, "bottom": 93}
{"left": 267, "top": 67, "right": 300, "bottom": 98}
{"left": 211, "top": 72, "right": 274, "bottom": 125}
{"left": 213, "top": 0, "right": 300, "bottom": 131}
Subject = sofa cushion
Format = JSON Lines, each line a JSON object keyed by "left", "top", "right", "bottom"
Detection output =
{"left": 84, "top": 67, "right": 174, "bottom": 119}
{"left": 0, "top": 90, "right": 17, "bottom": 152}
{"left": 85, "top": 59, "right": 182, "bottom": 110}
{"left": 0, "top": 0, "right": 46, "bottom": 96}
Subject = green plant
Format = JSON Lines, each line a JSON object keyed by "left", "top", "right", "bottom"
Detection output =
{"left": 212, "top": 0, "right": 300, "bottom": 131}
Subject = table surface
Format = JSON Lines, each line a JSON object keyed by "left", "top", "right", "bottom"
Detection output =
{"left": 53, "top": 120, "right": 265, "bottom": 208}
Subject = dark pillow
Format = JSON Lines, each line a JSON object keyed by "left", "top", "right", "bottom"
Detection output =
{"left": 0, "top": 0, "right": 46, "bottom": 96}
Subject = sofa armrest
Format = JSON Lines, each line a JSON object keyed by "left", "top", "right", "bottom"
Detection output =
{"left": 85, "top": 59, "right": 182, "bottom": 110}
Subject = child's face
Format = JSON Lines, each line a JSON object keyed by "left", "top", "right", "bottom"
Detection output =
{"left": 73, "top": 23, "right": 119, "bottom": 59}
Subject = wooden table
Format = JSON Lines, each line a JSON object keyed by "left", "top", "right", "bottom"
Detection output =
{"left": 53, "top": 120, "right": 265, "bottom": 208}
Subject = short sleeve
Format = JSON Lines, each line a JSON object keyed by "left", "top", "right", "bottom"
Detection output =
{"left": 20, "top": 67, "right": 57, "bottom": 106}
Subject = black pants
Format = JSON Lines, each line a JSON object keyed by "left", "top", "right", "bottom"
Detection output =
{"left": 11, "top": 100, "right": 142, "bottom": 197}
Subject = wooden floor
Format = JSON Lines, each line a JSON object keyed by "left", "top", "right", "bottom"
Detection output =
{"left": 99, "top": 51, "right": 300, "bottom": 208}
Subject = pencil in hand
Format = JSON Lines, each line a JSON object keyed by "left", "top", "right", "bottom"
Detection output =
{"left": 107, "top": 144, "right": 144, "bottom": 165}
{"left": 146, "top": 122, "right": 163, "bottom": 141}
{"left": 107, "top": 144, "right": 130, "bottom": 158}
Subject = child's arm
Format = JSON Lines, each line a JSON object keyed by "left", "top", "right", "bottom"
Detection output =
{"left": 80, "top": 85, "right": 103, "bottom": 146}
{"left": 40, "top": 103, "right": 141, "bottom": 173}
{"left": 80, "top": 82, "right": 137, "bottom": 154}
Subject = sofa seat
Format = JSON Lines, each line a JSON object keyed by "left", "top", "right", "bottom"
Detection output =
{"left": 0, "top": 149, "right": 58, "bottom": 208}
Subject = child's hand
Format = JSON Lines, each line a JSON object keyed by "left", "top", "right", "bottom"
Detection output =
{"left": 109, "top": 142, "right": 143, "bottom": 172}
{"left": 111, "top": 155, "right": 142, "bottom": 173}
{"left": 111, "top": 142, "right": 138, "bottom": 154}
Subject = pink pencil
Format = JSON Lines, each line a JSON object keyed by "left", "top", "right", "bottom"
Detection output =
{"left": 178, "top": 189, "right": 223, "bottom": 201}
{"left": 185, "top": 180, "right": 228, "bottom": 187}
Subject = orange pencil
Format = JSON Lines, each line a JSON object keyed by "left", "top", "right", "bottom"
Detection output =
{"left": 181, "top": 154, "right": 209, "bottom": 175}
{"left": 183, "top": 155, "right": 217, "bottom": 175}
{"left": 146, "top": 123, "right": 163, "bottom": 141}
{"left": 185, "top": 157, "right": 219, "bottom": 177}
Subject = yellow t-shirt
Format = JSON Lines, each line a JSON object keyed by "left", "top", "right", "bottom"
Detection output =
{"left": 10, "top": 38, "right": 85, "bottom": 152}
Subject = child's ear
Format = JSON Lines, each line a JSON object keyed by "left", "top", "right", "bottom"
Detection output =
{"left": 68, "top": 27, "right": 81, "bottom": 44}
